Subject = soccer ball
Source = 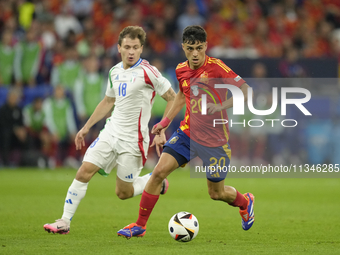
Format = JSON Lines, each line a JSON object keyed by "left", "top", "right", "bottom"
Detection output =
{"left": 168, "top": 212, "right": 199, "bottom": 242}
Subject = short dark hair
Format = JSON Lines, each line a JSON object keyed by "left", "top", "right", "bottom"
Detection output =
{"left": 182, "top": 25, "right": 207, "bottom": 44}
{"left": 118, "top": 26, "right": 146, "bottom": 46}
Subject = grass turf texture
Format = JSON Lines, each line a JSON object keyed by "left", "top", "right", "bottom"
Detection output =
{"left": 0, "top": 168, "right": 339, "bottom": 255}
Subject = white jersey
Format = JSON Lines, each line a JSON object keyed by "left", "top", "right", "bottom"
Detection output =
{"left": 104, "top": 58, "right": 171, "bottom": 149}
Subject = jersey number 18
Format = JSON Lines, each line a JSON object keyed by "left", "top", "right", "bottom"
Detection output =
{"left": 118, "top": 82, "right": 127, "bottom": 96}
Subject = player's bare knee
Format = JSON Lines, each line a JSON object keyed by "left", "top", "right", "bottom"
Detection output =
{"left": 152, "top": 165, "right": 167, "bottom": 184}
{"left": 75, "top": 163, "right": 99, "bottom": 183}
{"left": 75, "top": 168, "right": 91, "bottom": 183}
{"left": 116, "top": 190, "right": 132, "bottom": 200}
{"left": 208, "top": 190, "right": 222, "bottom": 200}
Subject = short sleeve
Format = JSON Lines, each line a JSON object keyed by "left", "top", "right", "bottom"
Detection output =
{"left": 153, "top": 75, "right": 171, "bottom": 96}
{"left": 143, "top": 65, "right": 171, "bottom": 96}
{"left": 105, "top": 74, "right": 116, "bottom": 98}
{"left": 176, "top": 71, "right": 184, "bottom": 93}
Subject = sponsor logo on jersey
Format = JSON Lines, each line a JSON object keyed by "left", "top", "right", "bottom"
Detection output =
{"left": 169, "top": 136, "right": 179, "bottom": 144}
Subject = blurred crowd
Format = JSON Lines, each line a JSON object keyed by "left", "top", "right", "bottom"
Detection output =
{"left": 1, "top": 0, "right": 340, "bottom": 167}
{"left": 1, "top": 0, "right": 340, "bottom": 85}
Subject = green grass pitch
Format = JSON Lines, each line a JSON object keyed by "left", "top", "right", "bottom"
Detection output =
{"left": 0, "top": 168, "right": 339, "bottom": 255}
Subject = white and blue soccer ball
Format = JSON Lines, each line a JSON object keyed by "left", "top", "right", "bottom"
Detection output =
{"left": 168, "top": 212, "right": 199, "bottom": 242}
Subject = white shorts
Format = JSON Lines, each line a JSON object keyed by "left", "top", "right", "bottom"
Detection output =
{"left": 83, "top": 128, "right": 148, "bottom": 182}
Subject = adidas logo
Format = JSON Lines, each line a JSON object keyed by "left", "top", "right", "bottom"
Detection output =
{"left": 65, "top": 199, "right": 73, "bottom": 204}
{"left": 114, "top": 75, "right": 119, "bottom": 80}
{"left": 125, "top": 174, "right": 133, "bottom": 179}
{"left": 211, "top": 172, "right": 220, "bottom": 178}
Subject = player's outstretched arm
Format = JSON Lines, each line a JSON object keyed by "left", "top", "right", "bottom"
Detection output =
{"left": 150, "top": 87, "right": 176, "bottom": 156}
{"left": 151, "top": 90, "right": 186, "bottom": 135}
{"left": 75, "top": 96, "right": 115, "bottom": 150}
{"left": 207, "top": 83, "right": 252, "bottom": 114}
{"left": 160, "top": 87, "right": 177, "bottom": 120}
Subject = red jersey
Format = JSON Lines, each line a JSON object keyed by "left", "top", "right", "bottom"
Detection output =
{"left": 176, "top": 56, "right": 245, "bottom": 147}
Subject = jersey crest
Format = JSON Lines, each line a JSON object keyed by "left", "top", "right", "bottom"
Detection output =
{"left": 191, "top": 85, "right": 199, "bottom": 96}
{"left": 200, "top": 71, "right": 209, "bottom": 84}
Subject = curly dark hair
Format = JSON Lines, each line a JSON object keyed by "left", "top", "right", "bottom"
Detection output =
{"left": 182, "top": 25, "right": 207, "bottom": 45}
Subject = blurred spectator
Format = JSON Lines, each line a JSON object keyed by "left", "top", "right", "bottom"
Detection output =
{"left": 279, "top": 47, "right": 307, "bottom": 77}
{"left": 93, "top": 0, "right": 114, "bottom": 31}
{"left": 51, "top": 46, "right": 82, "bottom": 91}
{"left": 64, "top": 30, "right": 78, "bottom": 48}
{"left": 17, "top": 0, "right": 35, "bottom": 30}
{"left": 34, "top": 0, "right": 55, "bottom": 23}
{"left": 251, "top": 62, "right": 271, "bottom": 92}
{"left": 67, "top": 0, "right": 93, "bottom": 23}
{"left": 40, "top": 19, "right": 57, "bottom": 50}
{"left": 23, "top": 96, "right": 51, "bottom": 157}
{"left": 14, "top": 28, "right": 42, "bottom": 87}
{"left": 102, "top": 20, "right": 120, "bottom": 50}
{"left": 42, "top": 85, "right": 77, "bottom": 167}
{"left": 0, "top": 88, "right": 27, "bottom": 166}
{"left": 2, "top": 16, "right": 22, "bottom": 40}
{"left": 76, "top": 30, "right": 104, "bottom": 57}
{"left": 238, "top": 35, "right": 260, "bottom": 59}
{"left": 147, "top": 19, "right": 169, "bottom": 54}
{"left": 54, "top": 5, "right": 82, "bottom": 40}
{"left": 120, "top": 4, "right": 144, "bottom": 28}
{"left": 208, "top": 35, "right": 239, "bottom": 59}
{"left": 0, "top": 30, "right": 15, "bottom": 86}
{"left": 163, "top": 4, "right": 178, "bottom": 39}
{"left": 303, "top": 20, "right": 333, "bottom": 57}
{"left": 208, "top": 33, "right": 259, "bottom": 59}
{"left": 74, "top": 55, "right": 105, "bottom": 129}
{"left": 0, "top": 0, "right": 339, "bottom": 61}
{"left": 177, "top": 2, "right": 205, "bottom": 34}
{"left": 101, "top": 54, "right": 115, "bottom": 80}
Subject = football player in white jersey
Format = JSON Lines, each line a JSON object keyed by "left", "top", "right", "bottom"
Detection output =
{"left": 43, "top": 26, "right": 176, "bottom": 234}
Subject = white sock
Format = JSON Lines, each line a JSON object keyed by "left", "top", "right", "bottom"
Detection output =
{"left": 133, "top": 173, "right": 151, "bottom": 197}
{"left": 61, "top": 179, "right": 88, "bottom": 223}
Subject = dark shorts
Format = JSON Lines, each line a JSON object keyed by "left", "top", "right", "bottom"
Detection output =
{"left": 163, "top": 129, "right": 231, "bottom": 182}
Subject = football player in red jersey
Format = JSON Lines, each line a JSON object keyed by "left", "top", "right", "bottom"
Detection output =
{"left": 118, "top": 25, "right": 255, "bottom": 239}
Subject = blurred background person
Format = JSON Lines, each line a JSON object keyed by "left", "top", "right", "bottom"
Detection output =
{"left": 50, "top": 46, "right": 82, "bottom": 91}
{"left": 0, "top": 30, "right": 15, "bottom": 87}
{"left": 14, "top": 28, "right": 42, "bottom": 87}
{"left": 177, "top": 1, "right": 205, "bottom": 35}
{"left": 74, "top": 55, "right": 106, "bottom": 144}
{"left": 0, "top": 88, "right": 27, "bottom": 166}
{"left": 54, "top": 5, "right": 82, "bottom": 40}
{"left": 279, "top": 47, "right": 307, "bottom": 77}
{"left": 23, "top": 96, "right": 52, "bottom": 156}
{"left": 42, "top": 85, "right": 77, "bottom": 168}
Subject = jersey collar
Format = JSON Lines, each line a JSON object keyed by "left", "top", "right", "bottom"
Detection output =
{"left": 121, "top": 58, "right": 142, "bottom": 69}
